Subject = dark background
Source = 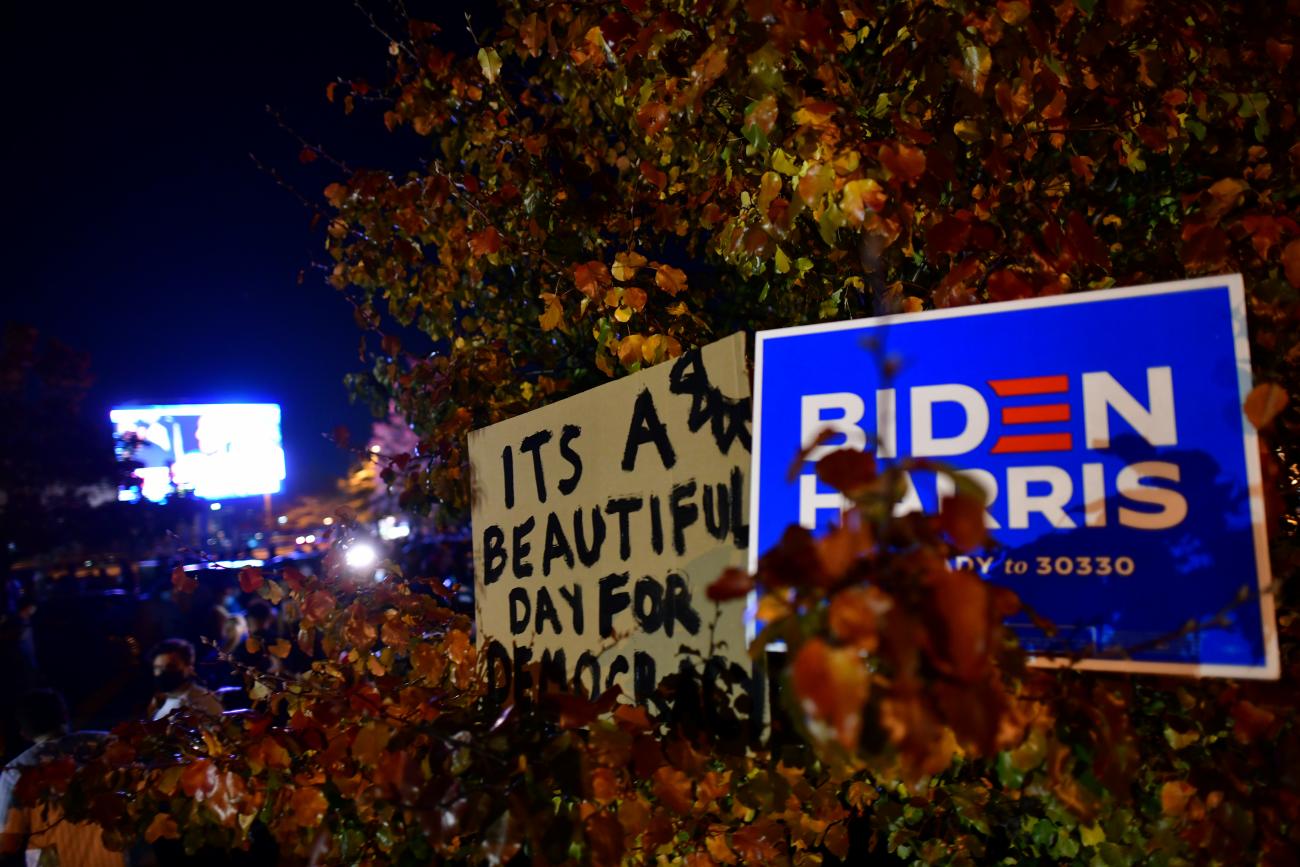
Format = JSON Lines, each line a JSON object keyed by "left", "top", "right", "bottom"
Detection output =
{"left": 1, "top": 1, "right": 479, "bottom": 495}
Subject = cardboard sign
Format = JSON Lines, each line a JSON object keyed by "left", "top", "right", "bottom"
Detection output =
{"left": 752, "top": 276, "right": 1278, "bottom": 678}
{"left": 470, "top": 333, "right": 752, "bottom": 704}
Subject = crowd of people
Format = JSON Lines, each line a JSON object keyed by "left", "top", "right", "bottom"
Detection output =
{"left": 0, "top": 529, "right": 475, "bottom": 865}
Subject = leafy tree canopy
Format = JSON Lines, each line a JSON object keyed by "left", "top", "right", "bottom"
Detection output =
{"left": 19, "top": 1, "right": 1300, "bottom": 865}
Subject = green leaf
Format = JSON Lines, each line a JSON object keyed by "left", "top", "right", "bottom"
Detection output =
{"left": 478, "top": 47, "right": 502, "bottom": 83}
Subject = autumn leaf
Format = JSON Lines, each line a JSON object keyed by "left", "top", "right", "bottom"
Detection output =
{"left": 1161, "top": 780, "right": 1196, "bottom": 817}
{"left": 879, "top": 143, "right": 926, "bottom": 182}
{"left": 612, "top": 251, "right": 647, "bottom": 281}
{"left": 144, "top": 813, "right": 180, "bottom": 843}
{"left": 828, "top": 586, "right": 887, "bottom": 651}
{"left": 538, "top": 293, "right": 564, "bottom": 331}
{"left": 815, "top": 448, "right": 876, "bottom": 495}
{"left": 939, "top": 491, "right": 990, "bottom": 552}
{"left": 303, "top": 590, "right": 336, "bottom": 624}
{"left": 636, "top": 102, "right": 670, "bottom": 136}
{"left": 477, "top": 47, "right": 502, "bottom": 83}
{"left": 517, "top": 13, "right": 547, "bottom": 56}
{"left": 1283, "top": 238, "right": 1300, "bottom": 288}
{"left": 652, "top": 765, "right": 694, "bottom": 813}
{"left": 653, "top": 264, "right": 687, "bottom": 295}
{"left": 290, "top": 787, "right": 329, "bottom": 828}
{"left": 1244, "top": 383, "right": 1288, "bottom": 429}
{"left": 840, "top": 178, "right": 886, "bottom": 223}
{"left": 791, "top": 639, "right": 870, "bottom": 749}
{"left": 470, "top": 226, "right": 503, "bottom": 256}
{"left": 585, "top": 812, "right": 626, "bottom": 867}
{"left": 707, "top": 567, "right": 755, "bottom": 602}
{"left": 573, "top": 260, "right": 612, "bottom": 299}
{"left": 180, "top": 759, "right": 217, "bottom": 798}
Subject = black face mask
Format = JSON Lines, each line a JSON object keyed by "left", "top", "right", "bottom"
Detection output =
{"left": 154, "top": 670, "right": 190, "bottom": 693}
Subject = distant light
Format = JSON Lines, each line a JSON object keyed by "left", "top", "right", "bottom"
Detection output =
{"left": 323, "top": 517, "right": 334, "bottom": 526}
{"left": 345, "top": 543, "right": 378, "bottom": 570}
{"left": 369, "top": 444, "right": 381, "bottom": 453}
{"left": 305, "top": 534, "right": 316, "bottom": 544}
{"left": 378, "top": 516, "right": 411, "bottom": 541}
{"left": 295, "top": 536, "right": 306, "bottom": 545}
{"left": 277, "top": 515, "right": 288, "bottom": 525}
{"left": 182, "top": 559, "right": 263, "bottom": 573}
{"left": 210, "top": 502, "right": 222, "bottom": 511}
{"left": 84, "top": 560, "right": 93, "bottom": 568}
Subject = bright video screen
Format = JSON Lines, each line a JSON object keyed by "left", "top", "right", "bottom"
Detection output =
{"left": 111, "top": 403, "right": 286, "bottom": 503}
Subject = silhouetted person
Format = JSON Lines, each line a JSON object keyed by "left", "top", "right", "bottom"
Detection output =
{"left": 0, "top": 689, "right": 123, "bottom": 866}
{"left": 147, "top": 638, "right": 223, "bottom": 720}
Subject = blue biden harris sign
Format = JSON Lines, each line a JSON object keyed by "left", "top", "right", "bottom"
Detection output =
{"left": 751, "top": 275, "right": 1278, "bottom": 678}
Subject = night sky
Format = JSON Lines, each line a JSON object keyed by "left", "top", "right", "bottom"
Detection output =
{"left": 3, "top": 1, "right": 475, "bottom": 495}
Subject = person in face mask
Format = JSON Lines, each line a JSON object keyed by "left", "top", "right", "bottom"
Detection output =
{"left": 146, "top": 638, "right": 224, "bottom": 721}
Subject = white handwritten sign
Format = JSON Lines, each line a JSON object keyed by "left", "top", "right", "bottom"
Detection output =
{"left": 470, "top": 333, "right": 752, "bottom": 704}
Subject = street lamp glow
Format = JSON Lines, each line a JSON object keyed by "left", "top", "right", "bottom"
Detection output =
{"left": 210, "top": 502, "right": 222, "bottom": 511}
{"left": 345, "top": 543, "right": 378, "bottom": 570}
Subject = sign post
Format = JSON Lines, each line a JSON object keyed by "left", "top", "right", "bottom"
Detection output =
{"left": 752, "top": 276, "right": 1278, "bottom": 678}
{"left": 470, "top": 333, "right": 754, "bottom": 705}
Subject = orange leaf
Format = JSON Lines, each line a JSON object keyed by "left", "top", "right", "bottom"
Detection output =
{"left": 290, "top": 787, "right": 329, "bottom": 828}
{"left": 652, "top": 766, "right": 694, "bottom": 814}
{"left": 1161, "top": 780, "right": 1196, "bottom": 817}
{"left": 880, "top": 143, "right": 926, "bottom": 182}
{"left": 1204, "top": 178, "right": 1247, "bottom": 222}
{"left": 180, "top": 759, "right": 217, "bottom": 798}
{"left": 538, "top": 293, "right": 564, "bottom": 331}
{"left": 612, "top": 251, "right": 648, "bottom": 281}
{"left": 270, "top": 638, "right": 292, "bottom": 659}
{"left": 469, "top": 226, "right": 503, "bottom": 256}
{"left": 623, "top": 286, "right": 648, "bottom": 311}
{"left": 654, "top": 265, "right": 688, "bottom": 296}
{"left": 1244, "top": 383, "right": 1288, "bottom": 430}
{"left": 986, "top": 269, "right": 1034, "bottom": 302}
{"left": 574, "top": 260, "right": 612, "bottom": 299}
{"left": 144, "top": 813, "right": 180, "bottom": 843}
{"left": 1283, "top": 238, "right": 1300, "bottom": 289}
{"left": 791, "top": 639, "right": 869, "bottom": 749}
{"left": 1230, "top": 700, "right": 1277, "bottom": 744}
{"left": 840, "top": 178, "right": 886, "bottom": 223}
{"left": 445, "top": 628, "right": 474, "bottom": 666}
{"left": 590, "top": 767, "right": 621, "bottom": 803}
{"left": 636, "top": 102, "right": 670, "bottom": 137}
{"left": 585, "top": 812, "right": 626, "bottom": 867}
{"left": 303, "top": 590, "right": 336, "bottom": 623}
{"left": 828, "top": 586, "right": 887, "bottom": 650}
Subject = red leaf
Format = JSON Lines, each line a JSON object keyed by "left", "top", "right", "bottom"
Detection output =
{"left": 585, "top": 812, "right": 626, "bottom": 867}
{"left": 880, "top": 143, "right": 926, "bottom": 182}
{"left": 652, "top": 766, "right": 694, "bottom": 813}
{"left": 939, "top": 492, "right": 989, "bottom": 552}
{"left": 1283, "top": 238, "right": 1300, "bottom": 288}
{"left": 1065, "top": 212, "right": 1110, "bottom": 268}
{"left": 636, "top": 102, "right": 670, "bottom": 136}
{"left": 814, "top": 448, "right": 876, "bottom": 495}
{"left": 986, "top": 269, "right": 1034, "bottom": 302}
{"left": 707, "top": 567, "right": 755, "bottom": 602}
{"left": 925, "top": 216, "right": 971, "bottom": 263}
